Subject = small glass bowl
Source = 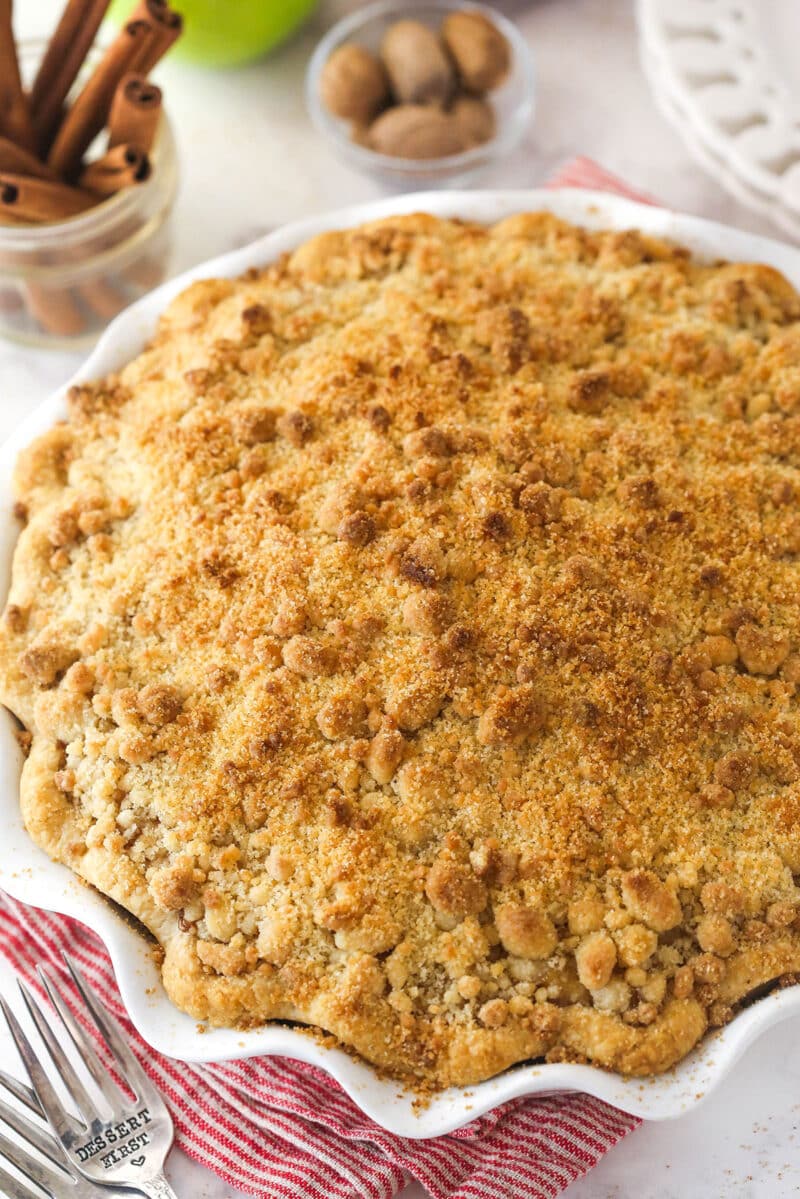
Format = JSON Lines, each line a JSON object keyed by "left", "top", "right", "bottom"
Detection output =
{"left": 306, "top": 0, "right": 535, "bottom": 188}
{"left": 0, "top": 41, "right": 179, "bottom": 350}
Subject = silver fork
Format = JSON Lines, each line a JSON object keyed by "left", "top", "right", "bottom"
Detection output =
{"left": 0, "top": 1067, "right": 130, "bottom": 1198}
{"left": 0, "top": 957, "right": 178, "bottom": 1199}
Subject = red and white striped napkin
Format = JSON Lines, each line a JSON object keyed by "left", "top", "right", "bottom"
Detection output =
{"left": 0, "top": 159, "right": 654, "bottom": 1199}
{"left": 546, "top": 155, "right": 655, "bottom": 203}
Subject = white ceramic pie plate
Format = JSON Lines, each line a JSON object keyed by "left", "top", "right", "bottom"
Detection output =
{"left": 637, "top": 0, "right": 800, "bottom": 241}
{"left": 2, "top": 189, "right": 800, "bottom": 1138}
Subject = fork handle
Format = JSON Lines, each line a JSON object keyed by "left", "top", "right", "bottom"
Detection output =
{"left": 133, "top": 1175, "right": 180, "bottom": 1199}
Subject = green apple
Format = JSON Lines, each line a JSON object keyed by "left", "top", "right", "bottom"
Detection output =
{"left": 109, "top": 0, "right": 318, "bottom": 68}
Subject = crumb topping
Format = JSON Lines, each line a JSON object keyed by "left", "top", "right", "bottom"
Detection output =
{"left": 3, "top": 210, "right": 800, "bottom": 1087}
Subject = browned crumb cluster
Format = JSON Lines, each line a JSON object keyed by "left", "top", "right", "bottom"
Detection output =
{"left": 3, "top": 210, "right": 800, "bottom": 1087}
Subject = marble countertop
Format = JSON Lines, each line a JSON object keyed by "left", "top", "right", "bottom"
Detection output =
{"left": 2, "top": 1, "right": 800, "bottom": 1196}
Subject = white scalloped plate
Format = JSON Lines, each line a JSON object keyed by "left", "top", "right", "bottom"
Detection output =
{"left": 639, "top": 45, "right": 800, "bottom": 244}
{"left": 3, "top": 189, "right": 800, "bottom": 1138}
{"left": 637, "top": 0, "right": 800, "bottom": 240}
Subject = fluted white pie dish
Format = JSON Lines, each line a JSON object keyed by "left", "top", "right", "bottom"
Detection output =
{"left": 2, "top": 189, "right": 800, "bottom": 1138}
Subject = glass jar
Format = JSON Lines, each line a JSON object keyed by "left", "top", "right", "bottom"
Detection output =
{"left": 0, "top": 41, "right": 179, "bottom": 349}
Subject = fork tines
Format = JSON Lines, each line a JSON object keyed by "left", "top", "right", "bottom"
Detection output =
{"left": 0, "top": 958, "right": 156, "bottom": 1133}
{"left": 0, "top": 954, "right": 163, "bottom": 1131}
{"left": 0, "top": 1074, "right": 79, "bottom": 1199}
{"left": 0, "top": 956, "right": 173, "bottom": 1196}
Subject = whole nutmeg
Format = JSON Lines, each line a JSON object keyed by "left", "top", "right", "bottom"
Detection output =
{"left": 320, "top": 43, "right": 389, "bottom": 123}
{"left": 450, "top": 95, "right": 495, "bottom": 146}
{"left": 368, "top": 104, "right": 468, "bottom": 159}
{"left": 442, "top": 11, "right": 511, "bottom": 93}
{"left": 381, "top": 19, "right": 455, "bottom": 106}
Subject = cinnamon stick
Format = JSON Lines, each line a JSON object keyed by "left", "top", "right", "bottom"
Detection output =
{"left": 0, "top": 136, "right": 58, "bottom": 180}
{"left": 127, "top": 0, "right": 183, "bottom": 74}
{"left": 0, "top": 285, "right": 23, "bottom": 313}
{"left": 47, "top": 19, "right": 152, "bottom": 181}
{"left": 0, "top": 0, "right": 35, "bottom": 152}
{"left": 29, "top": 0, "right": 111, "bottom": 155}
{"left": 0, "top": 173, "right": 95, "bottom": 222}
{"left": 0, "top": 205, "right": 25, "bottom": 225}
{"left": 77, "top": 274, "right": 128, "bottom": 320}
{"left": 121, "top": 252, "right": 165, "bottom": 290}
{"left": 25, "top": 282, "right": 86, "bottom": 337}
{"left": 79, "top": 143, "right": 150, "bottom": 196}
{"left": 109, "top": 75, "right": 162, "bottom": 153}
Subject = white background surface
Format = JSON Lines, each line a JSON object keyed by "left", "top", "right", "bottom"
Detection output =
{"left": 2, "top": 2, "right": 800, "bottom": 1196}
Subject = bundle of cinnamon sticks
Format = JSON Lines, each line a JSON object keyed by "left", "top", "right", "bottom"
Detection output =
{"left": 0, "top": 0, "right": 182, "bottom": 225}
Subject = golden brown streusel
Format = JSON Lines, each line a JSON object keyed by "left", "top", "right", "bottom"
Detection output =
{"left": 3, "top": 211, "right": 800, "bottom": 1087}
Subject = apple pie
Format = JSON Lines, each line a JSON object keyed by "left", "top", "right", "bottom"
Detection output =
{"left": 3, "top": 211, "right": 800, "bottom": 1087}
